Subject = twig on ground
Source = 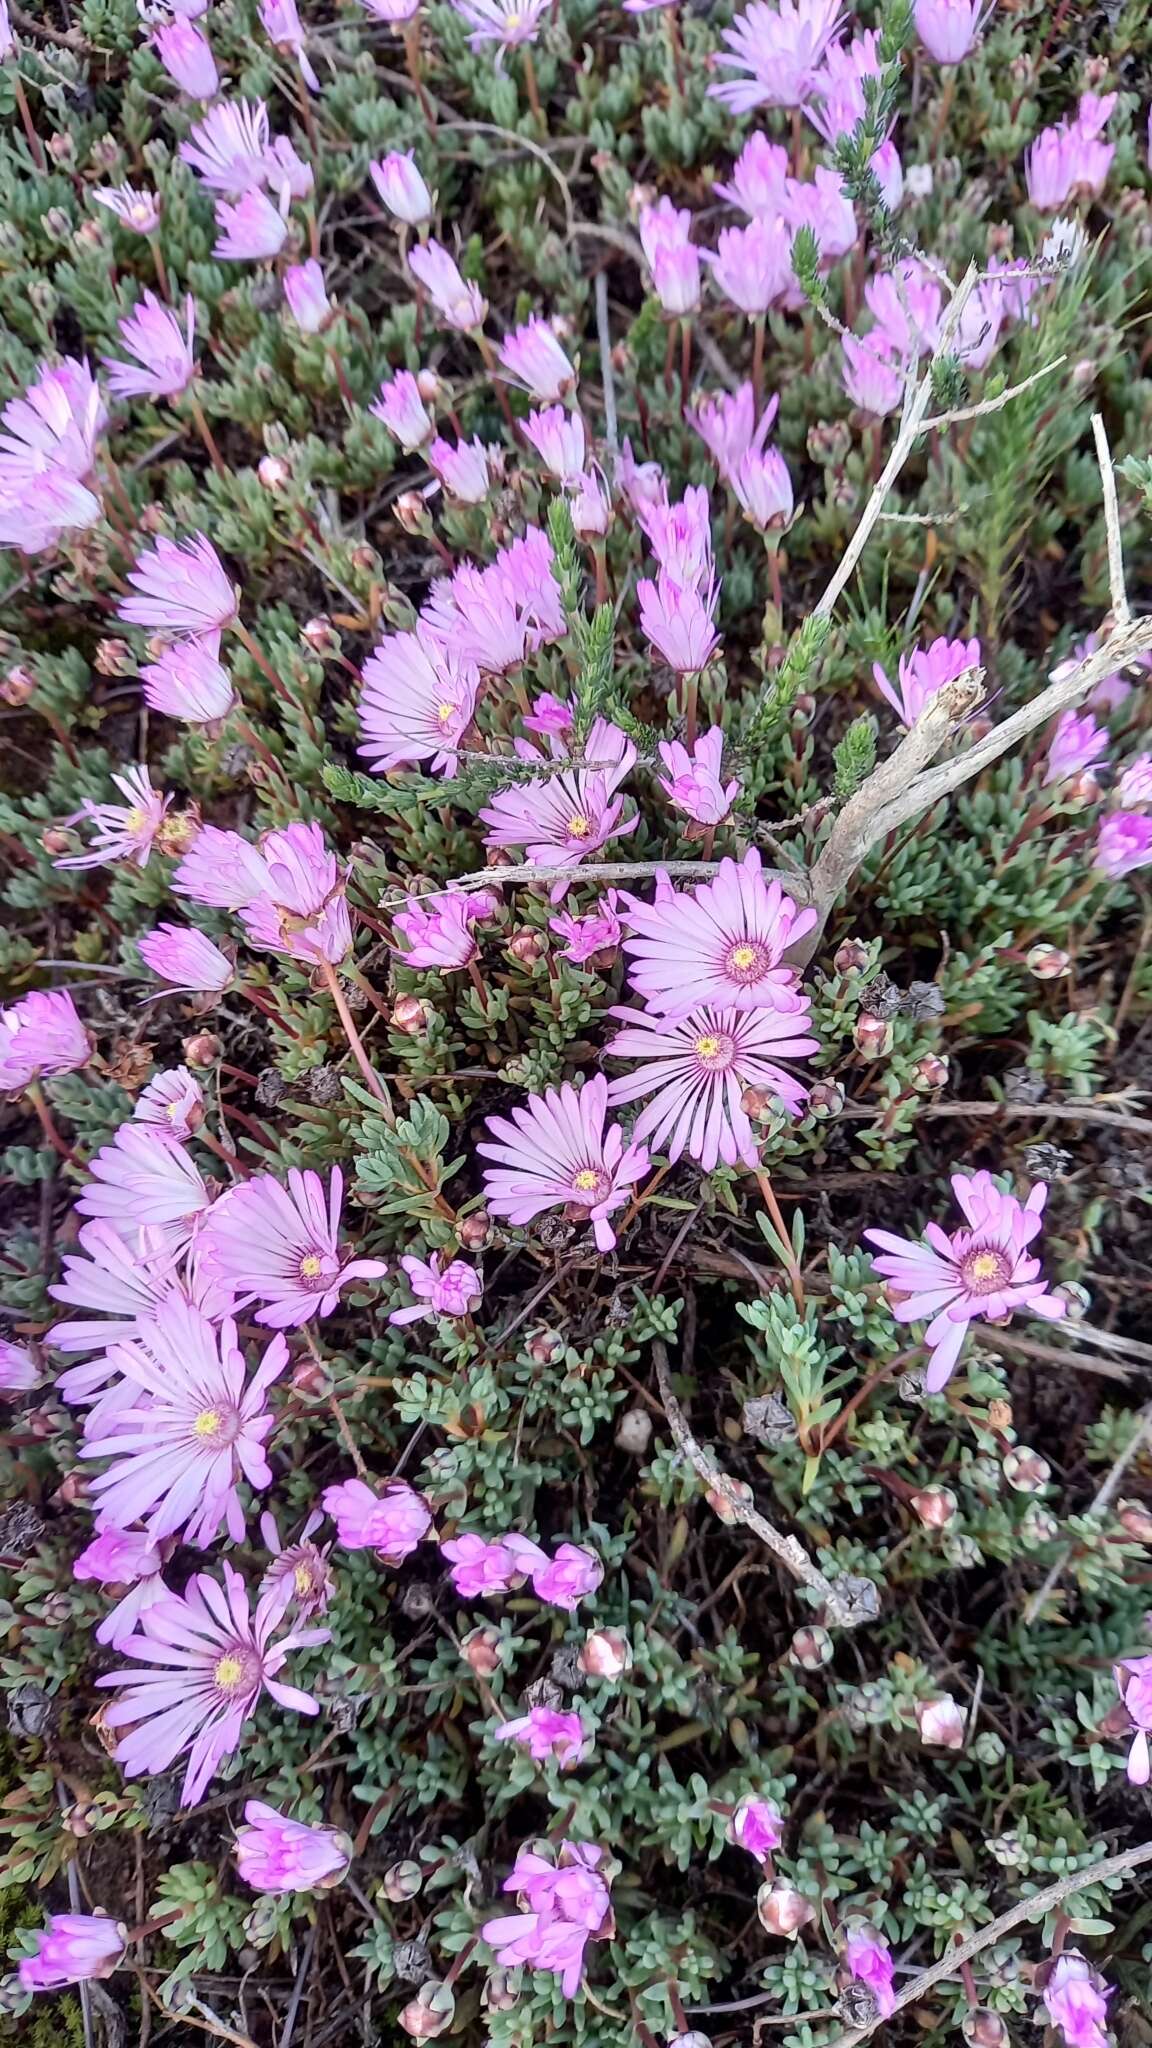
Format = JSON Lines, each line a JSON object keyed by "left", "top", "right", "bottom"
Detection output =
{"left": 278, "top": 1923, "right": 318, "bottom": 2048}
{"left": 1092, "top": 412, "right": 1130, "bottom": 627}
{"left": 595, "top": 270, "right": 618, "bottom": 451}
{"left": 918, "top": 358, "right": 1066, "bottom": 432}
{"left": 837, "top": 1094, "right": 1152, "bottom": 1138}
{"left": 1022, "top": 1398, "right": 1152, "bottom": 1624}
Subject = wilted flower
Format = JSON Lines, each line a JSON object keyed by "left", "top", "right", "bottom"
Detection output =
{"left": 370, "top": 150, "right": 433, "bottom": 225}
{"left": 214, "top": 188, "right": 290, "bottom": 263}
{"left": 494, "top": 1706, "right": 586, "bottom": 1767}
{"left": 140, "top": 633, "right": 236, "bottom": 722}
{"left": 238, "top": 822, "right": 354, "bottom": 967}
{"left": 322, "top": 1476, "right": 433, "bottom": 1561}
{"left": 607, "top": 1001, "right": 816, "bottom": 1170}
{"left": 18, "top": 1914, "right": 127, "bottom": 1994}
{"left": 620, "top": 853, "right": 814, "bottom": 1015}
{"left": 482, "top": 1841, "right": 613, "bottom": 1999}
{"left": 152, "top": 18, "right": 218, "bottom": 97}
{"left": 234, "top": 1801, "right": 352, "bottom": 1893}
{"left": 727, "top": 1796, "right": 783, "bottom": 1860}
{"left": 479, "top": 1073, "right": 649, "bottom": 1250}
{"left": 499, "top": 317, "right": 576, "bottom": 402}
{"left": 94, "top": 184, "right": 162, "bottom": 234}
{"left": 390, "top": 1252, "right": 483, "bottom": 1324}
{"left": 283, "top": 259, "right": 333, "bottom": 333}
{"left": 843, "top": 1923, "right": 897, "bottom": 2017}
{"left": 710, "top": 0, "right": 844, "bottom": 114}
{"left": 134, "top": 1066, "right": 204, "bottom": 1140}
{"left": 873, "top": 635, "right": 981, "bottom": 726}
{"left": 408, "top": 239, "right": 488, "bottom": 330}
{"left": 0, "top": 988, "right": 91, "bottom": 1090}
{"left": 199, "top": 1166, "right": 388, "bottom": 1328}
{"left": 1096, "top": 811, "right": 1152, "bottom": 878}
{"left": 138, "top": 922, "right": 234, "bottom": 993}
{"left": 358, "top": 628, "right": 480, "bottom": 776}
{"left": 1116, "top": 755, "right": 1152, "bottom": 808}
{"left": 54, "top": 764, "right": 171, "bottom": 872}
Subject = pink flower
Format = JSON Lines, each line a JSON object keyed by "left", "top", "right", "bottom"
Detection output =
{"left": 394, "top": 887, "right": 499, "bottom": 968}
{"left": 54, "top": 764, "right": 171, "bottom": 871}
{"left": 94, "top": 184, "right": 162, "bottom": 234}
{"left": 1113, "top": 1655, "right": 1152, "bottom": 1784}
{"left": 408, "top": 239, "right": 488, "bottom": 331}
{"left": 371, "top": 369, "right": 435, "bottom": 450}
{"left": 865, "top": 261, "right": 942, "bottom": 358}
{"left": 639, "top": 198, "right": 701, "bottom": 316}
{"left": 914, "top": 0, "right": 987, "bottom": 64}
{"left": 1095, "top": 812, "right": 1152, "bottom": 879}
{"left": 480, "top": 718, "right": 637, "bottom": 892}
{"left": 237, "top": 822, "right": 354, "bottom": 967}
{"left": 18, "top": 1914, "right": 127, "bottom": 1994}
{"left": 550, "top": 889, "right": 623, "bottom": 963}
{"left": 478, "top": 1074, "right": 650, "bottom": 1251}
{"left": 442, "top": 1531, "right": 521, "bottom": 1598}
{"left": 0, "top": 988, "right": 90, "bottom": 1090}
{"left": 639, "top": 484, "right": 714, "bottom": 591}
{"left": 688, "top": 383, "right": 777, "bottom": 486}
{"left": 180, "top": 99, "right": 272, "bottom": 196}
{"left": 494, "top": 1706, "right": 586, "bottom": 1768}
{"left": 1027, "top": 102, "right": 1114, "bottom": 210}
{"left": 716, "top": 133, "right": 790, "bottom": 217}
{"left": 235, "top": 1801, "right": 352, "bottom": 1892}
{"left": 728, "top": 1796, "right": 783, "bottom": 1860}
{"left": 75, "top": 1124, "right": 212, "bottom": 1256}
{"left": 48, "top": 1220, "right": 185, "bottom": 1355}
{"left": 140, "top": 633, "right": 236, "bottom": 722}
{"left": 1117, "top": 755, "right": 1152, "bottom": 808}
{"left": 916, "top": 1694, "right": 966, "bottom": 1747}
{"left": 1042, "top": 1954, "right": 1112, "bottom": 2048}
{"left": 423, "top": 529, "right": 565, "bottom": 675}
{"left": 841, "top": 333, "right": 904, "bottom": 417}
{"left": 134, "top": 1066, "right": 204, "bottom": 1140}
{"left": 864, "top": 1170, "right": 1066, "bottom": 1392}
{"left": 370, "top": 151, "right": 433, "bottom": 225}
{"left": 283, "top": 260, "right": 332, "bottom": 333}
{"left": 708, "top": 218, "right": 794, "bottom": 315}
{"left": 1044, "top": 709, "right": 1107, "bottom": 787}
{"left": 804, "top": 28, "right": 882, "bottom": 139}
{"left": 322, "top": 1476, "right": 432, "bottom": 1562}
{"left": 73, "top": 1526, "right": 168, "bottom": 1649}
{"left": 198, "top": 1165, "right": 387, "bottom": 1328}
{"left": 390, "top": 1252, "right": 483, "bottom": 1324}
{"left": 616, "top": 437, "right": 666, "bottom": 513}
{"left": 780, "top": 166, "right": 858, "bottom": 262}
{"left": 607, "top": 1002, "right": 816, "bottom": 1170}
{"left": 0, "top": 1339, "right": 41, "bottom": 1392}
{"left": 214, "top": 186, "right": 291, "bottom": 263}
{"left": 359, "top": 0, "right": 421, "bottom": 19}
{"left": 570, "top": 467, "right": 612, "bottom": 539}
{"left": 710, "top": 0, "right": 844, "bottom": 114}
{"left": 522, "top": 404, "right": 586, "bottom": 484}
{"left": 259, "top": 0, "right": 319, "bottom": 88}
{"left": 138, "top": 922, "right": 233, "bottom": 993}
{"left": 499, "top": 318, "right": 575, "bottom": 402}
{"left": 104, "top": 291, "right": 196, "bottom": 402}
{"left": 620, "top": 853, "right": 815, "bottom": 1015}
{"left": 524, "top": 691, "right": 574, "bottom": 737}
{"left": 482, "top": 1841, "right": 613, "bottom": 2000}
{"left": 843, "top": 1924, "right": 897, "bottom": 2018}
{"left": 638, "top": 573, "right": 720, "bottom": 675}
{"left": 80, "top": 1300, "right": 289, "bottom": 1546}
{"left": 119, "top": 532, "right": 237, "bottom": 637}
{"left": 506, "top": 1534, "right": 604, "bottom": 1608}
{"left": 0, "top": 358, "right": 103, "bottom": 555}
{"left": 97, "top": 1561, "right": 326, "bottom": 1805}
{"left": 428, "top": 434, "right": 498, "bottom": 504}
{"left": 152, "top": 18, "right": 218, "bottom": 96}
{"left": 731, "top": 443, "right": 794, "bottom": 531}
{"left": 451, "top": 0, "right": 552, "bottom": 54}
{"left": 358, "top": 627, "right": 480, "bottom": 776}
{"left": 873, "top": 635, "right": 981, "bottom": 726}
{"left": 258, "top": 1509, "right": 334, "bottom": 1620}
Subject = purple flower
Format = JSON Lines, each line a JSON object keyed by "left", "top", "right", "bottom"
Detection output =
{"left": 370, "top": 151, "right": 433, "bottom": 226}
{"left": 522, "top": 403, "right": 586, "bottom": 484}
{"left": 1042, "top": 1953, "right": 1113, "bottom": 2048}
{"left": 97, "top": 1561, "right": 327, "bottom": 1806}
{"left": 0, "top": 988, "right": 90, "bottom": 1090}
{"left": 54, "top": 764, "right": 171, "bottom": 871}
{"left": 394, "top": 887, "right": 499, "bottom": 969}
{"left": 732, "top": 443, "right": 794, "bottom": 531}
{"left": 283, "top": 260, "right": 333, "bottom": 334}
{"left": 234, "top": 1801, "right": 352, "bottom": 1893}
{"left": 140, "top": 634, "right": 236, "bottom": 723}
{"left": 18, "top": 1914, "right": 127, "bottom": 1994}
{"left": 214, "top": 189, "right": 290, "bottom": 263}
{"left": 322, "top": 1475, "right": 433, "bottom": 1562}
{"left": 119, "top": 532, "right": 237, "bottom": 637}
{"left": 716, "top": 134, "right": 790, "bottom": 217}
{"left": 451, "top": 0, "right": 552, "bottom": 54}
{"left": 865, "top": 261, "right": 942, "bottom": 359}
{"left": 424, "top": 528, "right": 565, "bottom": 674}
{"left": 914, "top": 0, "right": 988, "bottom": 64}
{"left": 639, "top": 484, "right": 714, "bottom": 591}
{"left": 781, "top": 166, "right": 858, "bottom": 261}
{"left": 494, "top": 1706, "right": 586, "bottom": 1768}
{"left": 657, "top": 730, "right": 742, "bottom": 827}
{"left": 358, "top": 627, "right": 480, "bottom": 776}
{"left": 607, "top": 1002, "right": 816, "bottom": 1170}
{"left": 570, "top": 467, "right": 613, "bottom": 538}
{"left": 873, "top": 634, "right": 981, "bottom": 726}
{"left": 134, "top": 1066, "right": 204, "bottom": 1141}
{"left": 504, "top": 1535, "right": 604, "bottom": 1609}
{"left": 841, "top": 333, "right": 904, "bottom": 417}
{"left": 638, "top": 572, "right": 720, "bottom": 675}
{"left": 138, "top": 922, "right": 233, "bottom": 993}
{"left": 152, "top": 18, "right": 218, "bottom": 97}
{"left": 478, "top": 1074, "right": 650, "bottom": 1251}
{"left": 864, "top": 1170, "right": 1066, "bottom": 1392}
{"left": 0, "top": 1339, "right": 41, "bottom": 1393}
{"left": 258, "top": 1509, "right": 334, "bottom": 1621}
{"left": 442, "top": 1532, "right": 521, "bottom": 1598}
{"left": 390, "top": 1252, "right": 483, "bottom": 1324}
{"left": 371, "top": 369, "right": 435, "bottom": 451}
{"left": 499, "top": 317, "right": 576, "bottom": 402}
{"left": 72, "top": 1525, "right": 168, "bottom": 1650}
{"left": 94, "top": 184, "right": 162, "bottom": 234}
{"left": 479, "top": 717, "right": 637, "bottom": 888}
{"left": 1096, "top": 811, "right": 1152, "bottom": 879}
{"left": 428, "top": 433, "right": 499, "bottom": 504}
{"left": 620, "top": 853, "right": 815, "bottom": 1015}
{"left": 259, "top": 0, "right": 319, "bottom": 89}
{"left": 1117, "top": 755, "right": 1152, "bottom": 808}
{"left": 408, "top": 239, "right": 488, "bottom": 331}
{"left": 199, "top": 1166, "right": 387, "bottom": 1328}
{"left": 48, "top": 1219, "right": 187, "bottom": 1355}
{"left": 728, "top": 1795, "right": 783, "bottom": 1860}
{"left": 549, "top": 890, "right": 624, "bottom": 963}
{"left": 710, "top": 0, "right": 844, "bottom": 114}
{"left": 805, "top": 28, "right": 882, "bottom": 139}
{"left": 1043, "top": 709, "right": 1107, "bottom": 787}
{"left": 1113, "top": 1655, "right": 1152, "bottom": 1784}
{"left": 180, "top": 99, "right": 272, "bottom": 196}
{"left": 1027, "top": 99, "right": 1115, "bottom": 210}
{"left": 76, "top": 1124, "right": 212, "bottom": 1256}
{"left": 0, "top": 357, "right": 104, "bottom": 554}
{"left": 707, "top": 218, "right": 794, "bottom": 316}
{"left": 104, "top": 291, "right": 196, "bottom": 402}
{"left": 237, "top": 822, "right": 354, "bottom": 968}
{"left": 639, "top": 198, "right": 702, "bottom": 316}
{"left": 524, "top": 691, "right": 574, "bottom": 737}
{"left": 843, "top": 1924, "right": 897, "bottom": 2018}
{"left": 482, "top": 1841, "right": 613, "bottom": 2000}
{"left": 688, "top": 382, "right": 777, "bottom": 486}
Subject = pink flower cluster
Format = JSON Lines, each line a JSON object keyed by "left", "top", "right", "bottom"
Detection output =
{"left": 441, "top": 1529, "right": 604, "bottom": 1609}
{"left": 1027, "top": 93, "right": 1116, "bottom": 211}
{"left": 0, "top": 356, "right": 105, "bottom": 555}
{"left": 482, "top": 1841, "right": 614, "bottom": 1998}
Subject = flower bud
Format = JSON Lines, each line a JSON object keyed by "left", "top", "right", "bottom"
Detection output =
{"left": 457, "top": 1208, "right": 491, "bottom": 1250}
{"left": 391, "top": 994, "right": 431, "bottom": 1037}
{"left": 59, "top": 1801, "right": 98, "bottom": 1838}
{"left": 1026, "top": 944, "right": 1071, "bottom": 980}
{"left": 911, "top": 1053, "right": 949, "bottom": 1092}
{"left": 483, "top": 1968, "right": 520, "bottom": 2012}
{"left": 508, "top": 928, "right": 544, "bottom": 967}
{"left": 756, "top": 1879, "right": 816, "bottom": 1938}
{"left": 807, "top": 1079, "right": 844, "bottom": 1119}
{"left": 669, "top": 2035, "right": 714, "bottom": 2048}
{"left": 1019, "top": 1504, "right": 1059, "bottom": 1546}
{"left": 398, "top": 1982, "right": 454, "bottom": 2039}
{"left": 942, "top": 1531, "right": 983, "bottom": 1569}
{"left": 963, "top": 2011, "right": 1010, "bottom": 2048}
{"left": 706, "top": 1477, "right": 752, "bottom": 1525}
{"left": 94, "top": 638, "right": 135, "bottom": 677}
{"left": 89, "top": 1702, "right": 121, "bottom": 1757}
{"left": 382, "top": 1860, "right": 424, "bottom": 1903}
{"left": 1117, "top": 1499, "right": 1152, "bottom": 1544}
{"left": 1, "top": 664, "right": 35, "bottom": 706}
{"left": 416, "top": 368, "right": 441, "bottom": 401}
{"left": 1066, "top": 769, "right": 1102, "bottom": 806}
{"left": 40, "top": 827, "right": 73, "bottom": 855}
{"left": 1001, "top": 1446, "right": 1050, "bottom": 1493}
{"left": 910, "top": 1486, "right": 958, "bottom": 1529}
{"left": 853, "top": 1013, "right": 893, "bottom": 1058}
{"left": 740, "top": 1084, "right": 781, "bottom": 1124}
{"left": 1053, "top": 1280, "right": 1091, "bottom": 1320}
{"left": 527, "top": 1327, "right": 563, "bottom": 1365}
{"left": 182, "top": 1031, "right": 222, "bottom": 1068}
{"left": 578, "top": 1627, "right": 633, "bottom": 1680}
{"left": 788, "top": 1625, "right": 834, "bottom": 1669}
{"left": 54, "top": 1469, "right": 89, "bottom": 1508}
{"left": 291, "top": 1356, "right": 330, "bottom": 1398}
{"left": 834, "top": 939, "right": 870, "bottom": 976}
{"left": 615, "top": 1406, "right": 653, "bottom": 1455}
{"left": 394, "top": 490, "right": 429, "bottom": 534}
{"left": 257, "top": 454, "right": 292, "bottom": 490}
{"left": 460, "top": 1625, "right": 502, "bottom": 1678}
{"left": 916, "top": 1694, "right": 966, "bottom": 1749}
{"left": 301, "top": 615, "right": 341, "bottom": 657}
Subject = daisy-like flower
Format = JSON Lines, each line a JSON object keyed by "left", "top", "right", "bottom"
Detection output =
{"left": 1095, "top": 812, "right": 1152, "bottom": 879}
{"left": 93, "top": 184, "right": 162, "bottom": 234}
{"left": 494, "top": 1706, "right": 586, "bottom": 1768}
{"left": 914, "top": 0, "right": 988, "bottom": 64}
{"left": 370, "top": 369, "right": 435, "bottom": 450}
{"left": 637, "top": 572, "right": 721, "bottom": 674}
{"left": 1, "top": 355, "right": 104, "bottom": 482}
{"left": 172, "top": 824, "right": 273, "bottom": 909}
{"left": 283, "top": 260, "right": 333, "bottom": 334}
{"left": 97, "top": 1561, "right": 327, "bottom": 1806}
{"left": 479, "top": 717, "right": 638, "bottom": 894}
{"left": 72, "top": 1526, "right": 169, "bottom": 1650}
{"left": 482, "top": 1841, "right": 614, "bottom": 2002}
{"left": 841, "top": 332, "right": 904, "bottom": 417}
{"left": 550, "top": 889, "right": 623, "bottom": 964}
{"left": 872, "top": 634, "right": 981, "bottom": 726}
{"left": 103, "top": 291, "right": 196, "bottom": 402}
{"left": 322, "top": 1476, "right": 433, "bottom": 1561}
{"left": 369, "top": 151, "right": 433, "bottom": 226}
{"left": 638, "top": 484, "right": 714, "bottom": 591}
{"left": 1026, "top": 99, "right": 1114, "bottom": 210}
{"left": 54, "top": 764, "right": 172, "bottom": 872}
{"left": 451, "top": 0, "right": 552, "bottom": 55}
{"left": 393, "top": 887, "right": 500, "bottom": 969}
{"left": 140, "top": 633, "right": 236, "bottom": 723}
{"left": 259, "top": 0, "right": 319, "bottom": 87}
{"left": 214, "top": 188, "right": 290, "bottom": 263}
{"left": 80, "top": 1299, "right": 289, "bottom": 1546}
{"left": 1116, "top": 755, "right": 1152, "bottom": 809}
{"left": 499, "top": 317, "right": 576, "bottom": 403}
{"left": 238, "top": 821, "right": 354, "bottom": 968}
{"left": 137, "top": 922, "right": 233, "bottom": 994}
{"left": 76, "top": 1124, "right": 212, "bottom": 1255}
{"left": 389, "top": 1252, "right": 483, "bottom": 1324}
{"left": 119, "top": 533, "right": 238, "bottom": 638}
{"left": 478, "top": 1074, "right": 650, "bottom": 1251}
{"left": 134, "top": 1066, "right": 204, "bottom": 1141}
{"left": 17, "top": 1915, "right": 127, "bottom": 1995}
{"left": 522, "top": 404, "right": 586, "bottom": 485}
{"left": 234, "top": 1801, "right": 352, "bottom": 1894}
{"left": 638, "top": 197, "right": 701, "bottom": 317}
{"left": 198, "top": 1165, "right": 388, "bottom": 1329}
{"left": 864, "top": 261, "right": 942, "bottom": 359}
{"left": 152, "top": 17, "right": 218, "bottom": 97}
{"left": 707, "top": 218, "right": 794, "bottom": 316}
{"left": 620, "top": 853, "right": 816, "bottom": 1014}
{"left": 0, "top": 988, "right": 91, "bottom": 1091}
{"left": 731, "top": 443, "right": 794, "bottom": 531}
{"left": 657, "top": 729, "right": 742, "bottom": 827}
{"left": 0, "top": 1339, "right": 41, "bottom": 1393}
{"left": 716, "top": 133, "right": 790, "bottom": 216}
{"left": 606, "top": 1002, "right": 816, "bottom": 1172}
{"left": 180, "top": 99, "right": 272, "bottom": 195}
{"left": 710, "top": 0, "right": 844, "bottom": 114}
{"left": 358, "top": 627, "right": 480, "bottom": 776}
{"left": 408, "top": 239, "right": 488, "bottom": 331}
{"left": 570, "top": 466, "right": 613, "bottom": 539}
{"left": 688, "top": 383, "right": 778, "bottom": 487}
{"left": 428, "top": 434, "right": 500, "bottom": 504}
{"left": 424, "top": 529, "right": 566, "bottom": 676}
{"left": 258, "top": 1509, "right": 334, "bottom": 1620}
{"left": 1043, "top": 709, "right": 1107, "bottom": 787}
{"left": 863, "top": 1170, "right": 1066, "bottom": 1392}
{"left": 49, "top": 1220, "right": 182, "bottom": 1354}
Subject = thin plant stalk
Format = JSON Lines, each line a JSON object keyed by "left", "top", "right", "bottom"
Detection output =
{"left": 319, "top": 958, "right": 393, "bottom": 1112}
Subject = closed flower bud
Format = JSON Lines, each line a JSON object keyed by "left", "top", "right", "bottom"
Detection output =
{"left": 290, "top": 1356, "right": 330, "bottom": 1398}
{"left": 1002, "top": 1446, "right": 1050, "bottom": 1493}
{"left": 398, "top": 1982, "right": 454, "bottom": 2039}
{"left": 911, "top": 1053, "right": 949, "bottom": 1091}
{"left": 1026, "top": 944, "right": 1071, "bottom": 979}
{"left": 807, "top": 1079, "right": 844, "bottom": 1119}
{"left": 854, "top": 1013, "right": 893, "bottom": 1058}
{"left": 527, "top": 1327, "right": 563, "bottom": 1365}
{"left": 457, "top": 1208, "right": 491, "bottom": 1250}
{"left": 1, "top": 665, "right": 35, "bottom": 706}
{"left": 508, "top": 928, "right": 544, "bottom": 967}
{"left": 257, "top": 454, "right": 292, "bottom": 490}
{"left": 669, "top": 2035, "right": 713, "bottom": 2048}
{"left": 182, "top": 1031, "right": 222, "bottom": 1067}
{"left": 789, "top": 1625, "right": 834, "bottom": 1669}
{"left": 1066, "top": 769, "right": 1102, "bottom": 805}
{"left": 483, "top": 1969, "right": 520, "bottom": 2012}
{"left": 416, "top": 369, "right": 441, "bottom": 401}
{"left": 1117, "top": 1500, "right": 1152, "bottom": 1543}
{"left": 578, "top": 1627, "right": 633, "bottom": 1680}
{"left": 382, "top": 1860, "right": 424, "bottom": 1903}
{"left": 916, "top": 1694, "right": 966, "bottom": 1749}
{"left": 740, "top": 1084, "right": 780, "bottom": 1124}
{"left": 391, "top": 994, "right": 431, "bottom": 1036}
{"left": 302, "top": 616, "right": 341, "bottom": 656}
{"left": 963, "top": 2011, "right": 1010, "bottom": 2048}
{"left": 834, "top": 939, "right": 870, "bottom": 976}
{"left": 54, "top": 1469, "right": 89, "bottom": 1508}
{"left": 461, "top": 1625, "right": 503, "bottom": 1677}
{"left": 615, "top": 1406, "right": 653, "bottom": 1455}
{"left": 756, "top": 1879, "right": 816, "bottom": 1938}
{"left": 59, "top": 1800, "right": 99, "bottom": 1838}
{"left": 394, "top": 490, "right": 429, "bottom": 534}
{"left": 910, "top": 1486, "right": 958, "bottom": 1528}
{"left": 1053, "top": 1281, "right": 1091, "bottom": 1320}
{"left": 94, "top": 638, "right": 135, "bottom": 677}
{"left": 41, "top": 827, "right": 73, "bottom": 855}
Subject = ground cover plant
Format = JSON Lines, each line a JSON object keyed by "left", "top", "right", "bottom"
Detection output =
{"left": 2, "top": 0, "right": 1152, "bottom": 2043}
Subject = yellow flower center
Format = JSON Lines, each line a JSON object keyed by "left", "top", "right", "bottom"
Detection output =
{"left": 124, "top": 807, "right": 146, "bottom": 833}
{"left": 694, "top": 1032, "right": 736, "bottom": 1072}
{"left": 970, "top": 1252, "right": 1000, "bottom": 1281}
{"left": 437, "top": 701, "right": 456, "bottom": 724}
{"left": 731, "top": 944, "right": 757, "bottom": 970}
{"left": 696, "top": 1035, "right": 721, "bottom": 1058}
{"left": 300, "top": 1254, "right": 322, "bottom": 1278}
{"left": 214, "top": 1654, "right": 243, "bottom": 1689}
{"left": 567, "top": 813, "right": 591, "bottom": 838}
{"left": 294, "top": 1562, "right": 316, "bottom": 1595}
{"left": 194, "top": 1408, "right": 222, "bottom": 1439}
{"left": 572, "top": 1168, "right": 601, "bottom": 1191}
